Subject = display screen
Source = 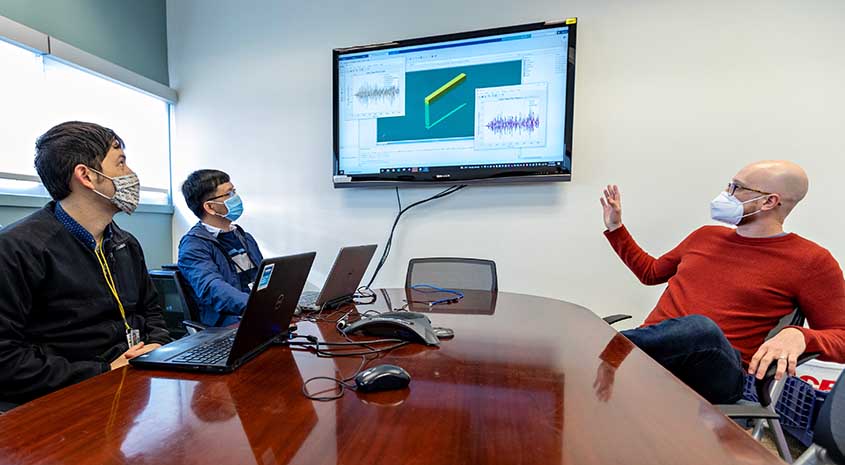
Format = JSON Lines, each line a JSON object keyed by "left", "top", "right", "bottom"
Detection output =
{"left": 333, "top": 20, "right": 577, "bottom": 187}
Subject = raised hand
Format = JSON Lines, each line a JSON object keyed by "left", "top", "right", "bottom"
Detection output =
{"left": 600, "top": 184, "right": 623, "bottom": 231}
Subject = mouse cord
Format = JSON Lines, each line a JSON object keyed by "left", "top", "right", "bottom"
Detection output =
{"left": 297, "top": 339, "right": 410, "bottom": 401}
{"left": 301, "top": 355, "right": 366, "bottom": 402}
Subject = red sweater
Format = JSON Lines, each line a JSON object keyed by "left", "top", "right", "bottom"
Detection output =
{"left": 605, "top": 225, "right": 845, "bottom": 365}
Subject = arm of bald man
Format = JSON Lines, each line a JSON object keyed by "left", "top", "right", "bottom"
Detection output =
{"left": 793, "top": 251, "right": 845, "bottom": 361}
{"left": 601, "top": 185, "right": 691, "bottom": 285}
{"left": 748, "top": 250, "right": 845, "bottom": 380}
{"left": 604, "top": 226, "right": 700, "bottom": 286}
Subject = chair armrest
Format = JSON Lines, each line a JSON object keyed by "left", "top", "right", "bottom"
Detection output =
{"left": 0, "top": 401, "right": 18, "bottom": 414}
{"left": 756, "top": 352, "right": 820, "bottom": 406}
{"left": 718, "top": 404, "right": 780, "bottom": 420}
{"left": 183, "top": 320, "right": 207, "bottom": 335}
{"left": 602, "top": 314, "right": 632, "bottom": 325}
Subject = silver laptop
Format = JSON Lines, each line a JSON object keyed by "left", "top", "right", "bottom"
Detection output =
{"left": 298, "top": 244, "right": 377, "bottom": 311}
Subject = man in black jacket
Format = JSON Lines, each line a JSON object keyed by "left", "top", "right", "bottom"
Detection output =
{"left": 0, "top": 121, "right": 171, "bottom": 408}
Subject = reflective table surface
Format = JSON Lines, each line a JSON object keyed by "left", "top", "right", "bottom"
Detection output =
{"left": 0, "top": 289, "right": 783, "bottom": 464}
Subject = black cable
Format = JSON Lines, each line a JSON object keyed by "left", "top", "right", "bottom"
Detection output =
{"left": 352, "top": 286, "right": 377, "bottom": 305}
{"left": 368, "top": 184, "right": 464, "bottom": 288}
{"left": 297, "top": 338, "right": 410, "bottom": 401}
{"left": 364, "top": 184, "right": 466, "bottom": 289}
{"left": 300, "top": 350, "right": 375, "bottom": 401}
{"left": 289, "top": 340, "right": 410, "bottom": 357}
{"left": 292, "top": 338, "right": 404, "bottom": 346}
{"left": 301, "top": 377, "right": 354, "bottom": 401}
{"left": 298, "top": 302, "right": 348, "bottom": 324}
{"left": 297, "top": 289, "right": 375, "bottom": 324}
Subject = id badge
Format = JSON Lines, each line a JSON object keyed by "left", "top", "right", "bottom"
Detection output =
{"left": 126, "top": 328, "right": 141, "bottom": 347}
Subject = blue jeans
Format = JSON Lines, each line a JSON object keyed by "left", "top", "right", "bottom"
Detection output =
{"left": 622, "top": 315, "right": 745, "bottom": 404}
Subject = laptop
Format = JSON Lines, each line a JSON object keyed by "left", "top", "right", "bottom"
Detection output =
{"left": 297, "top": 244, "right": 377, "bottom": 311}
{"left": 130, "top": 252, "right": 316, "bottom": 373}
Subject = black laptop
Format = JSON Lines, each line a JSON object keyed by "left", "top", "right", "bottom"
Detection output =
{"left": 297, "top": 244, "right": 377, "bottom": 311}
{"left": 131, "top": 252, "right": 315, "bottom": 373}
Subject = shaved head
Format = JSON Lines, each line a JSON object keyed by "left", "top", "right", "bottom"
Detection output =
{"left": 733, "top": 160, "right": 809, "bottom": 219}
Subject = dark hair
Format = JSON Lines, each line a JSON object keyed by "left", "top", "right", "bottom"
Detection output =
{"left": 182, "top": 169, "right": 231, "bottom": 219}
{"left": 34, "top": 121, "right": 125, "bottom": 200}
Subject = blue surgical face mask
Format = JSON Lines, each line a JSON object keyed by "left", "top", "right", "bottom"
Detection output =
{"left": 210, "top": 193, "right": 243, "bottom": 222}
{"left": 710, "top": 191, "right": 768, "bottom": 225}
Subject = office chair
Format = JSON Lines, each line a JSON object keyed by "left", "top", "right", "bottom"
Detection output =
{"left": 795, "top": 369, "right": 845, "bottom": 465}
{"left": 0, "top": 401, "right": 17, "bottom": 414}
{"left": 149, "top": 267, "right": 206, "bottom": 337}
{"left": 405, "top": 257, "right": 498, "bottom": 291}
{"left": 602, "top": 314, "right": 632, "bottom": 325}
{"left": 716, "top": 308, "right": 820, "bottom": 463}
{"left": 606, "top": 308, "right": 817, "bottom": 463}
{"left": 406, "top": 258, "right": 628, "bottom": 324}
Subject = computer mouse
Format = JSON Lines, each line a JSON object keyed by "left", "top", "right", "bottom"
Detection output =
{"left": 355, "top": 364, "right": 411, "bottom": 393}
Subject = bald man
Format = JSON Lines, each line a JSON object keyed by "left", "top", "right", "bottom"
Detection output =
{"left": 600, "top": 161, "right": 845, "bottom": 403}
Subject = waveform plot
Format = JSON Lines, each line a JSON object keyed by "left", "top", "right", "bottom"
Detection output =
{"left": 485, "top": 112, "right": 541, "bottom": 135}
{"left": 355, "top": 83, "right": 401, "bottom": 105}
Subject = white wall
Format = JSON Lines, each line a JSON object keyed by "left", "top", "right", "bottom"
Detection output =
{"left": 166, "top": 0, "right": 845, "bottom": 327}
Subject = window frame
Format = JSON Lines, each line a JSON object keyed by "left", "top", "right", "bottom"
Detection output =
{"left": 0, "top": 15, "right": 178, "bottom": 213}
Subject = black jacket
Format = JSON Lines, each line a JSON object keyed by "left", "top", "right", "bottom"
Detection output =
{"left": 0, "top": 202, "right": 171, "bottom": 404}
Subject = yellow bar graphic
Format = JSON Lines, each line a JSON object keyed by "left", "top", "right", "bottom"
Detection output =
{"left": 424, "top": 73, "right": 467, "bottom": 104}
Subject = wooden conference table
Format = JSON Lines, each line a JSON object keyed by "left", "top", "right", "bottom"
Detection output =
{"left": 0, "top": 289, "right": 784, "bottom": 465}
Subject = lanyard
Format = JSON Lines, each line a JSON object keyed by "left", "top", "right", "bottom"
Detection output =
{"left": 95, "top": 241, "right": 131, "bottom": 331}
{"left": 214, "top": 230, "right": 252, "bottom": 273}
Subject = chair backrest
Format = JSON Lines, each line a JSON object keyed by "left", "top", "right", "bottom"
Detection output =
{"left": 814, "top": 369, "right": 845, "bottom": 463}
{"left": 0, "top": 401, "right": 17, "bottom": 414}
{"left": 148, "top": 269, "right": 201, "bottom": 338}
{"left": 765, "top": 307, "right": 804, "bottom": 340}
{"left": 753, "top": 308, "right": 807, "bottom": 407}
{"left": 405, "top": 257, "right": 497, "bottom": 291}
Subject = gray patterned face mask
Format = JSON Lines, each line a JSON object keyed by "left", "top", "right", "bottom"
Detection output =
{"left": 89, "top": 167, "right": 141, "bottom": 215}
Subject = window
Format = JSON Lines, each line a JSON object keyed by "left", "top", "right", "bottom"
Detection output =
{"left": 0, "top": 39, "right": 171, "bottom": 205}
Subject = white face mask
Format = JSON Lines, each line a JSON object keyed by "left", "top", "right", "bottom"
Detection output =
{"left": 710, "top": 191, "right": 769, "bottom": 225}
{"left": 89, "top": 167, "right": 141, "bottom": 215}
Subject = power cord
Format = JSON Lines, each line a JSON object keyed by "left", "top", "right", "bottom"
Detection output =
{"left": 289, "top": 333, "right": 410, "bottom": 401}
{"left": 352, "top": 286, "right": 377, "bottom": 305}
{"left": 299, "top": 355, "right": 365, "bottom": 401}
{"left": 363, "top": 184, "right": 466, "bottom": 290}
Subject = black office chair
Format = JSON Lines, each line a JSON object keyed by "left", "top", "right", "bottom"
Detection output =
{"left": 405, "top": 257, "right": 498, "bottom": 291}
{"left": 149, "top": 267, "right": 206, "bottom": 337}
{"left": 602, "top": 314, "right": 632, "bottom": 325}
{"left": 405, "top": 258, "right": 629, "bottom": 324}
{"left": 0, "top": 401, "right": 17, "bottom": 414}
{"left": 716, "top": 308, "right": 820, "bottom": 463}
{"left": 605, "top": 308, "right": 817, "bottom": 463}
{"left": 795, "top": 369, "right": 845, "bottom": 465}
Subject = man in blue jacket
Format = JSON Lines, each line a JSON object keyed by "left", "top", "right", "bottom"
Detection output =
{"left": 178, "top": 170, "right": 264, "bottom": 326}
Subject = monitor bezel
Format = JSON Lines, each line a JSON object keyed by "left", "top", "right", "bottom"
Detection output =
{"left": 332, "top": 19, "right": 577, "bottom": 188}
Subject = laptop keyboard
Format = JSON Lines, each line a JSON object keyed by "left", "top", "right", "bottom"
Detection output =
{"left": 172, "top": 334, "right": 236, "bottom": 365}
